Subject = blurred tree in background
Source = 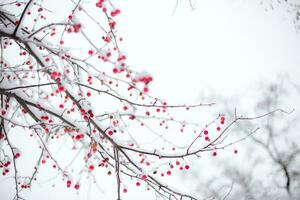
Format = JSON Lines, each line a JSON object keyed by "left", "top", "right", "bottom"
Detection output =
{"left": 187, "top": 77, "right": 300, "bottom": 200}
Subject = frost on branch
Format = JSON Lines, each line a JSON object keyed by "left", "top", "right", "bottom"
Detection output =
{"left": 0, "top": 0, "right": 285, "bottom": 200}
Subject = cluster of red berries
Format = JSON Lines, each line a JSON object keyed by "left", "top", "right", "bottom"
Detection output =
{"left": 95, "top": 0, "right": 105, "bottom": 8}
{"left": 0, "top": 160, "right": 11, "bottom": 176}
{"left": 66, "top": 180, "right": 80, "bottom": 190}
{"left": 110, "top": 9, "right": 121, "bottom": 17}
{"left": 50, "top": 71, "right": 62, "bottom": 82}
{"left": 20, "top": 184, "right": 30, "bottom": 189}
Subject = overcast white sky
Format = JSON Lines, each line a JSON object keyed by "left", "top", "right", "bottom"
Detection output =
{"left": 118, "top": 0, "right": 300, "bottom": 101}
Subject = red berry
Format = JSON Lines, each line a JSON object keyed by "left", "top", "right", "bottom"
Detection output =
{"left": 58, "top": 86, "right": 64, "bottom": 92}
{"left": 89, "top": 165, "right": 94, "bottom": 171}
{"left": 141, "top": 175, "right": 147, "bottom": 180}
{"left": 113, "top": 68, "right": 118, "bottom": 73}
{"left": 14, "top": 152, "right": 21, "bottom": 159}
{"left": 74, "top": 183, "right": 80, "bottom": 190}
{"left": 88, "top": 50, "right": 94, "bottom": 55}
{"left": 143, "top": 87, "right": 149, "bottom": 93}
{"left": 220, "top": 116, "right": 225, "bottom": 122}
{"left": 66, "top": 180, "right": 72, "bottom": 188}
{"left": 108, "top": 130, "right": 113, "bottom": 136}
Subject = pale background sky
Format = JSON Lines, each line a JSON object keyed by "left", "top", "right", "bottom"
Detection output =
{"left": 119, "top": 0, "right": 300, "bottom": 101}
{"left": 1, "top": 0, "right": 300, "bottom": 199}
